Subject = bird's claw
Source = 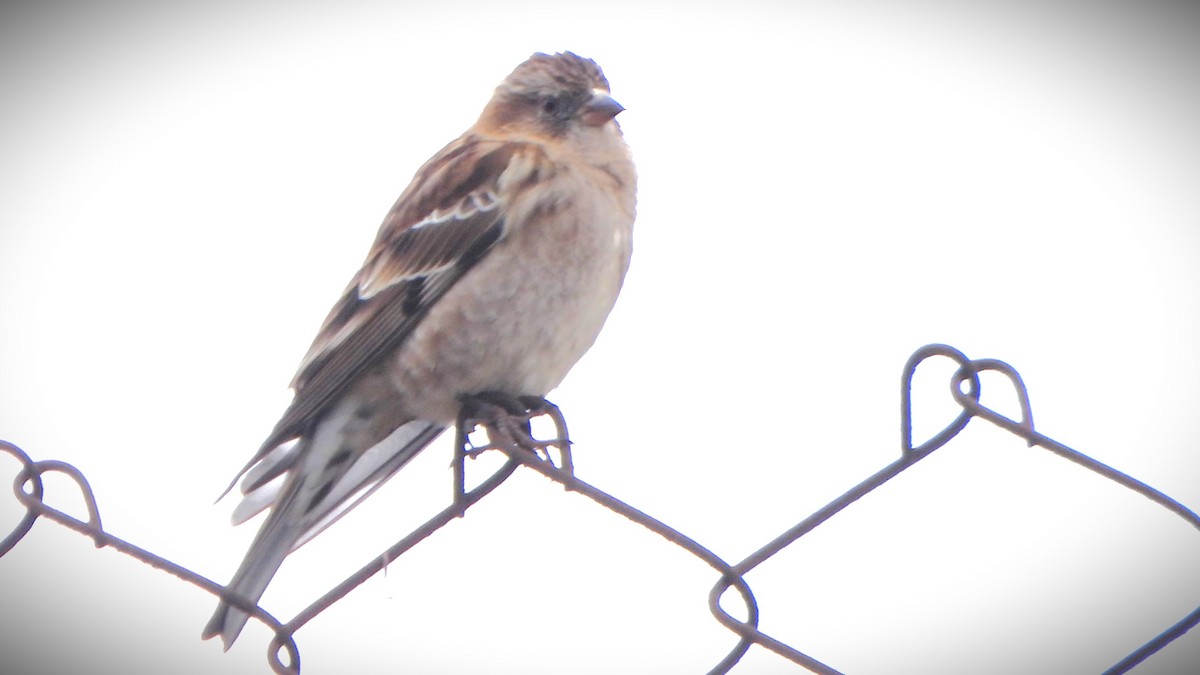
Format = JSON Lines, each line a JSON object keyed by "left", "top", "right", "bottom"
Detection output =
{"left": 452, "top": 392, "right": 575, "bottom": 513}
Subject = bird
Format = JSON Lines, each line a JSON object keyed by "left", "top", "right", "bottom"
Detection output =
{"left": 203, "top": 51, "right": 636, "bottom": 649}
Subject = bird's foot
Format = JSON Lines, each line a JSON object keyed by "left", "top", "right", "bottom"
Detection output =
{"left": 455, "top": 392, "right": 573, "bottom": 468}
{"left": 451, "top": 392, "right": 574, "bottom": 515}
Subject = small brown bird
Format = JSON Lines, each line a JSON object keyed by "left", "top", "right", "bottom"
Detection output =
{"left": 203, "top": 51, "right": 635, "bottom": 648}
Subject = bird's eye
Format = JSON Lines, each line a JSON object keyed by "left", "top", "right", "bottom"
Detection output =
{"left": 541, "top": 97, "right": 559, "bottom": 115}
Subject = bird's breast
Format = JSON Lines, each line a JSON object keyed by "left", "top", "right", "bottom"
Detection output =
{"left": 388, "top": 159, "right": 635, "bottom": 423}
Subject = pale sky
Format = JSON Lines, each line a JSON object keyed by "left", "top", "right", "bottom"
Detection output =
{"left": 2, "top": 2, "right": 1199, "bottom": 674}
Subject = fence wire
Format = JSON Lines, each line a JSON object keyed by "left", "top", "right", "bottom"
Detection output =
{"left": 2, "top": 343, "right": 1198, "bottom": 673}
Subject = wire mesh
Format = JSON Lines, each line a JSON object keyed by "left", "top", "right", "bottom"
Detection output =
{"left": 1, "top": 344, "right": 1197, "bottom": 673}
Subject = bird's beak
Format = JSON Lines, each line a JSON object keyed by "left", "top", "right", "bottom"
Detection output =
{"left": 581, "top": 89, "right": 624, "bottom": 127}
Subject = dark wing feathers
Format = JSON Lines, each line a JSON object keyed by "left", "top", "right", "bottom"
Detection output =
{"left": 235, "top": 137, "right": 526, "bottom": 476}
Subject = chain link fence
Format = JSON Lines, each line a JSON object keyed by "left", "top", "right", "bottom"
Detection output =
{"left": 2, "top": 343, "right": 1197, "bottom": 673}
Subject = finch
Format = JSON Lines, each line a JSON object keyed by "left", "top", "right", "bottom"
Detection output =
{"left": 203, "top": 51, "right": 636, "bottom": 648}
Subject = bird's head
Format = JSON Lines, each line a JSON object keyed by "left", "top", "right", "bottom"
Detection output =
{"left": 476, "top": 52, "right": 625, "bottom": 139}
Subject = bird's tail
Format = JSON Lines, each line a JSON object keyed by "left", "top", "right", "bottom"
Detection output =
{"left": 203, "top": 488, "right": 305, "bottom": 649}
{"left": 203, "top": 419, "right": 446, "bottom": 649}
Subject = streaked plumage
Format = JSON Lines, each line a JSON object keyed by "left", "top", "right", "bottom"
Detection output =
{"left": 203, "top": 51, "right": 635, "bottom": 648}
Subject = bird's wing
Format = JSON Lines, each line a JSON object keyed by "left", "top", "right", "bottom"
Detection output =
{"left": 223, "top": 136, "right": 534, "bottom": 492}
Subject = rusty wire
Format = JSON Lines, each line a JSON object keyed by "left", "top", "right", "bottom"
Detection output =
{"left": 2, "top": 343, "right": 1198, "bottom": 674}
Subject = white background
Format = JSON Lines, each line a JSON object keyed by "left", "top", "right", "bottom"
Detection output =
{"left": 2, "top": 1, "right": 1198, "bottom": 673}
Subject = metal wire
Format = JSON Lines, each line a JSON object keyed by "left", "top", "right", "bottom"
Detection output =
{"left": 1, "top": 344, "right": 1197, "bottom": 674}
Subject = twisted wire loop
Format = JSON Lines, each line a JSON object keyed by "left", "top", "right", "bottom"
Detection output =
{"left": 946, "top": 356, "right": 1200, "bottom": 675}
{"left": 0, "top": 439, "right": 298, "bottom": 665}
{"left": 2, "top": 343, "right": 1199, "bottom": 674}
